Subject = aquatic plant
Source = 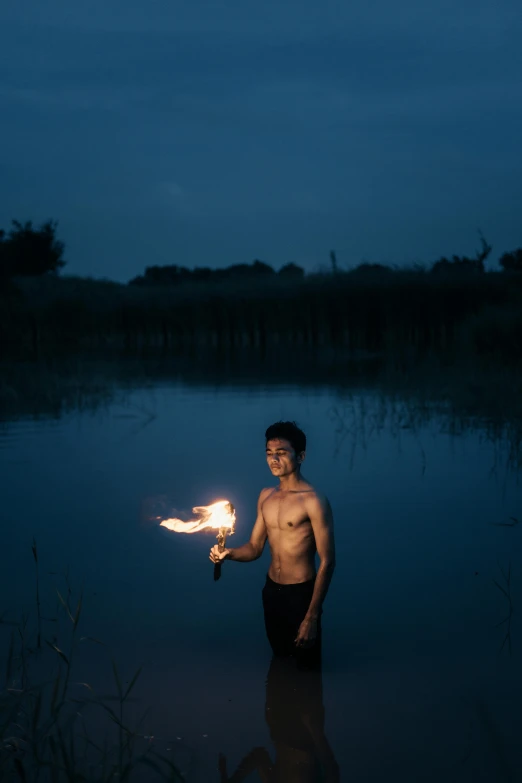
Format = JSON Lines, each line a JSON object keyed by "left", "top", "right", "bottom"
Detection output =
{"left": 493, "top": 560, "right": 514, "bottom": 656}
{"left": 0, "top": 541, "right": 183, "bottom": 781}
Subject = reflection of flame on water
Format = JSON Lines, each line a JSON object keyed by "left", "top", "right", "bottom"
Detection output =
{"left": 160, "top": 500, "right": 236, "bottom": 535}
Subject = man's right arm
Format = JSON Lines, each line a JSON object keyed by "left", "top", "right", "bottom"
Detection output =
{"left": 210, "top": 489, "right": 269, "bottom": 564}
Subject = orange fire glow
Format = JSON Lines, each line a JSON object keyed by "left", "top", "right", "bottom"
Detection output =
{"left": 160, "top": 499, "right": 236, "bottom": 535}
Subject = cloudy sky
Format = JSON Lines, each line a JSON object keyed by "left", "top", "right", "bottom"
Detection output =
{"left": 1, "top": 0, "right": 521, "bottom": 281}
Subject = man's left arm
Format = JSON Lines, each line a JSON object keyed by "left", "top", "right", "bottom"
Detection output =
{"left": 295, "top": 494, "right": 336, "bottom": 647}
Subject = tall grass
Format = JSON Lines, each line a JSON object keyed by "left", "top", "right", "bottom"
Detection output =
{"left": 2, "top": 270, "right": 522, "bottom": 361}
{"left": 31, "top": 538, "right": 42, "bottom": 651}
{"left": 0, "top": 542, "right": 183, "bottom": 781}
{"left": 493, "top": 561, "right": 514, "bottom": 656}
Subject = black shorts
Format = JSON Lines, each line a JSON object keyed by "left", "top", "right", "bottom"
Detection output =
{"left": 261, "top": 574, "right": 322, "bottom": 669}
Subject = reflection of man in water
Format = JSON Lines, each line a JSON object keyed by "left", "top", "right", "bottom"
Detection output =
{"left": 209, "top": 421, "right": 336, "bottom": 666}
{"left": 219, "top": 655, "right": 340, "bottom": 782}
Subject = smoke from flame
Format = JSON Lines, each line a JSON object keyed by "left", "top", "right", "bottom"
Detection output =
{"left": 160, "top": 499, "right": 236, "bottom": 534}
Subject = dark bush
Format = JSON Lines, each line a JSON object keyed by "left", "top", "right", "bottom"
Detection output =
{"left": 499, "top": 248, "right": 522, "bottom": 273}
{"left": 279, "top": 262, "right": 305, "bottom": 280}
{"left": 1, "top": 219, "right": 65, "bottom": 277}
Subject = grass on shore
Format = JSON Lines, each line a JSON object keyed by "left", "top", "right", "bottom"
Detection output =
{"left": 1, "top": 269, "right": 522, "bottom": 361}
{"left": 0, "top": 542, "right": 183, "bottom": 782}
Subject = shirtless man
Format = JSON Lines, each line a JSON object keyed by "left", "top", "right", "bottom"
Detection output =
{"left": 209, "top": 421, "right": 336, "bottom": 664}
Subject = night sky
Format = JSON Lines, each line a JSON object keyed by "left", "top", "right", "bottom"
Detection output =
{"left": 2, "top": 1, "right": 521, "bottom": 282}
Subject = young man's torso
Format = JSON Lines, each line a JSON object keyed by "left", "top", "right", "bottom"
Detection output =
{"left": 261, "top": 485, "right": 318, "bottom": 584}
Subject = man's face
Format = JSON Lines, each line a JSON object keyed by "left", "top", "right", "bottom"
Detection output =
{"left": 266, "top": 438, "right": 304, "bottom": 477}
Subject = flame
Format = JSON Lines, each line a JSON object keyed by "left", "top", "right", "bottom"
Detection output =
{"left": 160, "top": 499, "right": 236, "bottom": 535}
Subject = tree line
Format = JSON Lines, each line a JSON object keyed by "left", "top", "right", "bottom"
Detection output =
{"left": 1, "top": 218, "right": 522, "bottom": 285}
{"left": 128, "top": 259, "right": 305, "bottom": 286}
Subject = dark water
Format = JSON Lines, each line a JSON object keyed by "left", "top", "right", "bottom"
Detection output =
{"left": 1, "top": 371, "right": 522, "bottom": 781}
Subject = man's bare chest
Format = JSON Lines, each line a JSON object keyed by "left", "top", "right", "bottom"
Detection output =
{"left": 262, "top": 493, "right": 310, "bottom": 531}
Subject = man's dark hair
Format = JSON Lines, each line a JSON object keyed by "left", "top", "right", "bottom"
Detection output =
{"left": 265, "top": 421, "right": 306, "bottom": 455}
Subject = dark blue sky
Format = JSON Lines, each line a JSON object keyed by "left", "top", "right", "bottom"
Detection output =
{"left": 2, "top": 0, "right": 521, "bottom": 282}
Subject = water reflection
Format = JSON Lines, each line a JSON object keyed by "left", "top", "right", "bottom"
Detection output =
{"left": 2, "top": 352, "right": 522, "bottom": 780}
{"left": 220, "top": 656, "right": 339, "bottom": 783}
{"left": 2, "top": 353, "right": 521, "bottom": 476}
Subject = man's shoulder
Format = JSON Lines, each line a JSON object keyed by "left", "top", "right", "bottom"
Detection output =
{"left": 259, "top": 486, "right": 276, "bottom": 503}
{"left": 302, "top": 486, "right": 331, "bottom": 511}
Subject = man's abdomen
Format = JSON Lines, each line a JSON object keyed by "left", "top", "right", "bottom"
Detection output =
{"left": 267, "top": 543, "right": 316, "bottom": 584}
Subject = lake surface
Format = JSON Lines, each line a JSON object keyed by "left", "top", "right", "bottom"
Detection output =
{"left": 1, "top": 368, "right": 522, "bottom": 781}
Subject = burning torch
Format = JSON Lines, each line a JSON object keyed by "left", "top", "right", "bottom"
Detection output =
{"left": 213, "top": 502, "right": 235, "bottom": 581}
{"left": 159, "top": 499, "right": 236, "bottom": 581}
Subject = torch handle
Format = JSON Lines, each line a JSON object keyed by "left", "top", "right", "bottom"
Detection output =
{"left": 214, "top": 532, "right": 227, "bottom": 582}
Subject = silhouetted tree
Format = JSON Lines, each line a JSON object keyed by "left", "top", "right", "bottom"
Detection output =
{"left": 329, "top": 250, "right": 338, "bottom": 273}
{"left": 350, "top": 262, "right": 394, "bottom": 277}
{"left": 0, "top": 229, "right": 10, "bottom": 290}
{"left": 217, "top": 260, "right": 274, "bottom": 281}
{"left": 499, "top": 248, "right": 522, "bottom": 273}
{"left": 476, "top": 232, "right": 493, "bottom": 266}
{"left": 251, "top": 259, "right": 275, "bottom": 277}
{"left": 278, "top": 262, "right": 305, "bottom": 280}
{"left": 431, "top": 233, "right": 491, "bottom": 275}
{"left": 1, "top": 219, "right": 66, "bottom": 277}
{"left": 129, "top": 259, "right": 276, "bottom": 287}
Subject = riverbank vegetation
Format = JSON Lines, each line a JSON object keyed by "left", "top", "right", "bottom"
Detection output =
{"left": 0, "top": 544, "right": 182, "bottom": 781}
{"left": 1, "top": 219, "right": 522, "bottom": 362}
{"left": 3, "top": 263, "right": 522, "bottom": 362}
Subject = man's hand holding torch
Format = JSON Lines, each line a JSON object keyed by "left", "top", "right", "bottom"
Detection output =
{"left": 209, "top": 538, "right": 231, "bottom": 574}
{"left": 210, "top": 501, "right": 235, "bottom": 580}
{"left": 159, "top": 499, "right": 236, "bottom": 581}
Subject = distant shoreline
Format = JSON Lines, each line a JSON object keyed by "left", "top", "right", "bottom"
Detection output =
{"left": 1, "top": 267, "right": 521, "bottom": 363}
